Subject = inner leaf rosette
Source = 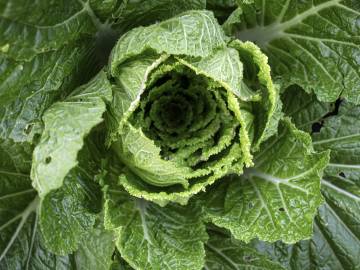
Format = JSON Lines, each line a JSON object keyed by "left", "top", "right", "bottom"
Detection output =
{"left": 105, "top": 12, "right": 280, "bottom": 205}
{"left": 110, "top": 60, "right": 245, "bottom": 205}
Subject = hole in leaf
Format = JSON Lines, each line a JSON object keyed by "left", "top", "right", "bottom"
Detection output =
{"left": 243, "top": 255, "right": 254, "bottom": 262}
{"left": 278, "top": 207, "right": 285, "bottom": 212}
{"left": 339, "top": 172, "right": 345, "bottom": 178}
{"left": 324, "top": 98, "right": 342, "bottom": 118}
{"left": 24, "top": 124, "right": 33, "bottom": 135}
{"left": 248, "top": 202, "right": 254, "bottom": 209}
{"left": 45, "top": 156, "right": 52, "bottom": 164}
{"left": 311, "top": 122, "right": 323, "bottom": 133}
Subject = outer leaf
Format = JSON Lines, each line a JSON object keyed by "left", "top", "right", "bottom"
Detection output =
{"left": 75, "top": 224, "right": 115, "bottom": 270}
{"left": 205, "top": 231, "right": 286, "bottom": 270}
{"left": 104, "top": 184, "right": 207, "bottom": 270}
{"left": 250, "top": 180, "right": 360, "bottom": 270}
{"left": 228, "top": 0, "right": 360, "bottom": 104}
{"left": 313, "top": 101, "right": 360, "bottom": 269}
{"left": 0, "top": 1, "right": 96, "bottom": 61}
{"left": 0, "top": 1, "right": 107, "bottom": 144}
{"left": 31, "top": 71, "right": 112, "bottom": 197}
{"left": 313, "top": 101, "right": 360, "bottom": 184}
{"left": 0, "top": 1, "right": 85, "bottom": 26}
{"left": 0, "top": 199, "right": 77, "bottom": 270}
{"left": 282, "top": 85, "right": 332, "bottom": 133}
{"left": 0, "top": 140, "right": 75, "bottom": 269}
{"left": 0, "top": 44, "right": 94, "bottom": 143}
{"left": 249, "top": 100, "right": 360, "bottom": 269}
{"left": 203, "top": 119, "right": 329, "bottom": 243}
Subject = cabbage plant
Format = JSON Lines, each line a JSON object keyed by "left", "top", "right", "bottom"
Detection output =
{"left": 0, "top": 1, "right": 359, "bottom": 270}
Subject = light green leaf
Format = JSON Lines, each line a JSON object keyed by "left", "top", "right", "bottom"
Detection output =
{"left": 205, "top": 231, "right": 286, "bottom": 270}
{"left": 203, "top": 119, "right": 329, "bottom": 243}
{"left": 228, "top": 0, "right": 360, "bottom": 104}
{"left": 31, "top": 71, "right": 112, "bottom": 197}
{"left": 282, "top": 85, "right": 332, "bottom": 133}
{"left": 104, "top": 184, "right": 207, "bottom": 270}
{"left": 107, "top": 53, "right": 246, "bottom": 204}
{"left": 229, "top": 40, "right": 282, "bottom": 150}
{"left": 111, "top": 124, "right": 191, "bottom": 188}
{"left": 111, "top": 0, "right": 206, "bottom": 33}
{"left": 75, "top": 224, "right": 115, "bottom": 270}
{"left": 110, "top": 10, "right": 227, "bottom": 77}
{"left": 178, "top": 47, "right": 255, "bottom": 101}
{"left": 106, "top": 52, "right": 169, "bottom": 145}
{"left": 108, "top": 37, "right": 280, "bottom": 205}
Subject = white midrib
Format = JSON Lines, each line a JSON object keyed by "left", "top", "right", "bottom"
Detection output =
{"left": 137, "top": 199, "right": 153, "bottom": 264}
{"left": 248, "top": 169, "right": 310, "bottom": 194}
{"left": 328, "top": 163, "right": 360, "bottom": 170}
{"left": 237, "top": 0, "right": 342, "bottom": 46}
{"left": 0, "top": 189, "right": 35, "bottom": 200}
{"left": 322, "top": 179, "right": 360, "bottom": 202}
{"left": 313, "top": 133, "right": 360, "bottom": 145}
{"left": 205, "top": 244, "right": 240, "bottom": 269}
{"left": 0, "top": 197, "right": 39, "bottom": 262}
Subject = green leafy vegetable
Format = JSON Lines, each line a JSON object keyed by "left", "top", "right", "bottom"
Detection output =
{"left": 107, "top": 12, "right": 281, "bottom": 205}
{"left": 1, "top": 1, "right": 359, "bottom": 269}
